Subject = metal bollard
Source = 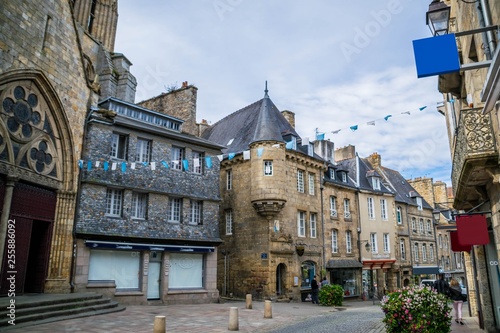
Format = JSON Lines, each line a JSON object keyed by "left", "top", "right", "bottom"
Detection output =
{"left": 264, "top": 300, "right": 272, "bottom": 319}
{"left": 153, "top": 315, "right": 166, "bottom": 333}
{"left": 246, "top": 294, "right": 252, "bottom": 309}
{"left": 228, "top": 306, "right": 239, "bottom": 331}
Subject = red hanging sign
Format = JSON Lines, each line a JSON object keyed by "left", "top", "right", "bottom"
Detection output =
{"left": 450, "top": 231, "right": 471, "bottom": 252}
{"left": 456, "top": 214, "right": 489, "bottom": 246}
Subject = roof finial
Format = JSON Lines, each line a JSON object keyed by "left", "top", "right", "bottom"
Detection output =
{"left": 264, "top": 80, "right": 269, "bottom": 97}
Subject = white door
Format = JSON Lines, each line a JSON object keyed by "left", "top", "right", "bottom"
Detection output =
{"left": 147, "top": 261, "right": 161, "bottom": 299}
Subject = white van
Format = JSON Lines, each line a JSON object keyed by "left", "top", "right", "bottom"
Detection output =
{"left": 420, "top": 279, "right": 435, "bottom": 288}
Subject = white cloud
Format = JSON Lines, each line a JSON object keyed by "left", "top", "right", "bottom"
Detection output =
{"left": 115, "top": 0, "right": 452, "bottom": 185}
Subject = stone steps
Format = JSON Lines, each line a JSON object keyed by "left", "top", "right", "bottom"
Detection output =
{"left": 0, "top": 292, "right": 125, "bottom": 331}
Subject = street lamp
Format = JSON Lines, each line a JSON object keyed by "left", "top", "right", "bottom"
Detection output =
{"left": 433, "top": 209, "right": 441, "bottom": 222}
{"left": 426, "top": 0, "right": 450, "bottom": 36}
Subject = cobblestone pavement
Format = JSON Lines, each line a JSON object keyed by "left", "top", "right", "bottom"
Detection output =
{"left": 2, "top": 298, "right": 482, "bottom": 333}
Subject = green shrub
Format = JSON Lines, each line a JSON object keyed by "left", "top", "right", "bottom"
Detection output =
{"left": 318, "top": 284, "right": 344, "bottom": 306}
{"left": 381, "top": 285, "right": 452, "bottom": 333}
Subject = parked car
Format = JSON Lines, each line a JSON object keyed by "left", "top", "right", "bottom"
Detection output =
{"left": 421, "top": 279, "right": 435, "bottom": 288}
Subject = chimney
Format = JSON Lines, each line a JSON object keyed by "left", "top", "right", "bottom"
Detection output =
{"left": 334, "top": 145, "right": 356, "bottom": 162}
{"left": 281, "top": 110, "right": 295, "bottom": 128}
{"left": 314, "top": 140, "right": 334, "bottom": 162}
{"left": 368, "top": 152, "right": 381, "bottom": 168}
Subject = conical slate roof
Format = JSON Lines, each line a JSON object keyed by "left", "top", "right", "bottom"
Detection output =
{"left": 202, "top": 91, "right": 300, "bottom": 154}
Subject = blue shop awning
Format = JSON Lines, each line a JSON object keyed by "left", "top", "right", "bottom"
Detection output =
{"left": 85, "top": 240, "right": 215, "bottom": 253}
{"left": 412, "top": 266, "right": 440, "bottom": 275}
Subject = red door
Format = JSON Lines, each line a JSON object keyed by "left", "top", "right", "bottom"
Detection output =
{"left": 0, "top": 181, "right": 56, "bottom": 295}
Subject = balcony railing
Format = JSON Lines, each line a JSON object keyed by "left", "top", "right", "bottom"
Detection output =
{"left": 452, "top": 108, "right": 497, "bottom": 207}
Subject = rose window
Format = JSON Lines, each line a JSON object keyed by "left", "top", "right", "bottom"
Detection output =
{"left": 2, "top": 86, "right": 42, "bottom": 139}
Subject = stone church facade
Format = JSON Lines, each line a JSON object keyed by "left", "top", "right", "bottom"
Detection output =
{"left": 0, "top": 0, "right": 135, "bottom": 295}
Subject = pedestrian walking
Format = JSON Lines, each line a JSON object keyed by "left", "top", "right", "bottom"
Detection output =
{"left": 311, "top": 275, "right": 319, "bottom": 304}
{"left": 449, "top": 278, "right": 465, "bottom": 325}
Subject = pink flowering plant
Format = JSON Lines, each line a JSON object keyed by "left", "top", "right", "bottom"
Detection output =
{"left": 380, "top": 285, "right": 452, "bottom": 333}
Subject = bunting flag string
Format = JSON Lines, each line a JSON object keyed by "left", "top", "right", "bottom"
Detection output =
{"left": 78, "top": 155, "right": 217, "bottom": 172}
{"left": 327, "top": 101, "right": 441, "bottom": 136}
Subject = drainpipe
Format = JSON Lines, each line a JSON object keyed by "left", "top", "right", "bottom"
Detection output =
{"left": 320, "top": 172, "right": 325, "bottom": 274}
{"left": 406, "top": 205, "right": 414, "bottom": 284}
{"left": 476, "top": 0, "right": 496, "bottom": 60}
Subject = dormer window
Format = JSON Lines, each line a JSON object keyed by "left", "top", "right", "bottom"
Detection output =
{"left": 283, "top": 134, "right": 297, "bottom": 150}
{"left": 329, "top": 168, "right": 335, "bottom": 180}
{"left": 416, "top": 197, "right": 423, "bottom": 210}
{"left": 371, "top": 177, "right": 381, "bottom": 190}
{"left": 341, "top": 172, "right": 347, "bottom": 183}
{"left": 307, "top": 143, "right": 314, "bottom": 156}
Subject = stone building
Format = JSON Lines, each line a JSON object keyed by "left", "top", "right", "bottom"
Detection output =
{"left": 366, "top": 155, "right": 438, "bottom": 287}
{"left": 320, "top": 145, "right": 362, "bottom": 297}
{"left": 408, "top": 177, "right": 466, "bottom": 284}
{"left": 73, "top": 95, "right": 224, "bottom": 304}
{"left": 424, "top": 0, "right": 500, "bottom": 330}
{"left": 0, "top": 0, "right": 130, "bottom": 294}
{"left": 335, "top": 148, "right": 398, "bottom": 296}
{"left": 202, "top": 90, "right": 362, "bottom": 301}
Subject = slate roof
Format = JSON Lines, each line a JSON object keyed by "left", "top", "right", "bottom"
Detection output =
{"left": 374, "top": 166, "right": 433, "bottom": 209}
{"left": 201, "top": 92, "right": 300, "bottom": 154}
{"left": 336, "top": 157, "right": 393, "bottom": 195}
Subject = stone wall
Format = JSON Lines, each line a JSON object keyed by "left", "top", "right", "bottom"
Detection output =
{"left": 77, "top": 120, "right": 221, "bottom": 241}
{"left": 139, "top": 85, "right": 198, "bottom": 136}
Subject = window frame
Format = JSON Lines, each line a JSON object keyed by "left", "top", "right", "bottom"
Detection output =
{"left": 264, "top": 160, "right": 273, "bottom": 176}
{"left": 330, "top": 196, "right": 338, "bottom": 218}
{"left": 331, "top": 229, "right": 338, "bottom": 253}
{"left": 105, "top": 188, "right": 123, "bottom": 217}
{"left": 344, "top": 198, "right": 351, "bottom": 219}
{"left": 346, "top": 230, "right": 352, "bottom": 253}
{"left": 400, "top": 239, "right": 406, "bottom": 260}
{"left": 192, "top": 151, "right": 204, "bottom": 174}
{"left": 370, "top": 233, "right": 378, "bottom": 253}
{"left": 226, "top": 169, "right": 232, "bottom": 190}
{"left": 225, "top": 210, "right": 233, "bottom": 235}
{"left": 308, "top": 173, "right": 315, "bottom": 195}
{"left": 297, "top": 170, "right": 304, "bottom": 193}
{"left": 367, "top": 197, "right": 375, "bottom": 220}
{"left": 168, "top": 197, "right": 182, "bottom": 223}
{"left": 131, "top": 192, "right": 147, "bottom": 219}
{"left": 380, "top": 198, "right": 388, "bottom": 220}
{"left": 310, "top": 213, "right": 317, "bottom": 238}
{"left": 171, "top": 146, "right": 185, "bottom": 171}
{"left": 383, "top": 233, "right": 390, "bottom": 253}
{"left": 396, "top": 206, "right": 402, "bottom": 224}
{"left": 110, "top": 133, "right": 128, "bottom": 160}
{"left": 297, "top": 211, "right": 306, "bottom": 237}
{"left": 136, "top": 137, "right": 151, "bottom": 163}
{"left": 190, "top": 200, "right": 202, "bottom": 225}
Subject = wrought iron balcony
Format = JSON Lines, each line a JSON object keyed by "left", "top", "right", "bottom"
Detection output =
{"left": 452, "top": 108, "right": 497, "bottom": 209}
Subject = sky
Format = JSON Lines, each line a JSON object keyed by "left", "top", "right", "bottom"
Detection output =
{"left": 114, "top": 0, "right": 452, "bottom": 186}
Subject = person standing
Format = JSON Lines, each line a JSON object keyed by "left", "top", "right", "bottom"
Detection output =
{"left": 311, "top": 275, "right": 319, "bottom": 304}
{"left": 433, "top": 274, "right": 450, "bottom": 296}
{"left": 449, "top": 278, "right": 464, "bottom": 325}
{"left": 321, "top": 276, "right": 329, "bottom": 287}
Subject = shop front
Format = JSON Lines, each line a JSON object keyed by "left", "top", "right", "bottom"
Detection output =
{"left": 326, "top": 259, "right": 363, "bottom": 297}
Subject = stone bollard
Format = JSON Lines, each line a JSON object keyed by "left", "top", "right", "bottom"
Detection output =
{"left": 153, "top": 315, "right": 166, "bottom": 333}
{"left": 228, "top": 306, "right": 239, "bottom": 331}
{"left": 245, "top": 294, "right": 252, "bottom": 309}
{"left": 264, "top": 300, "right": 272, "bottom": 319}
